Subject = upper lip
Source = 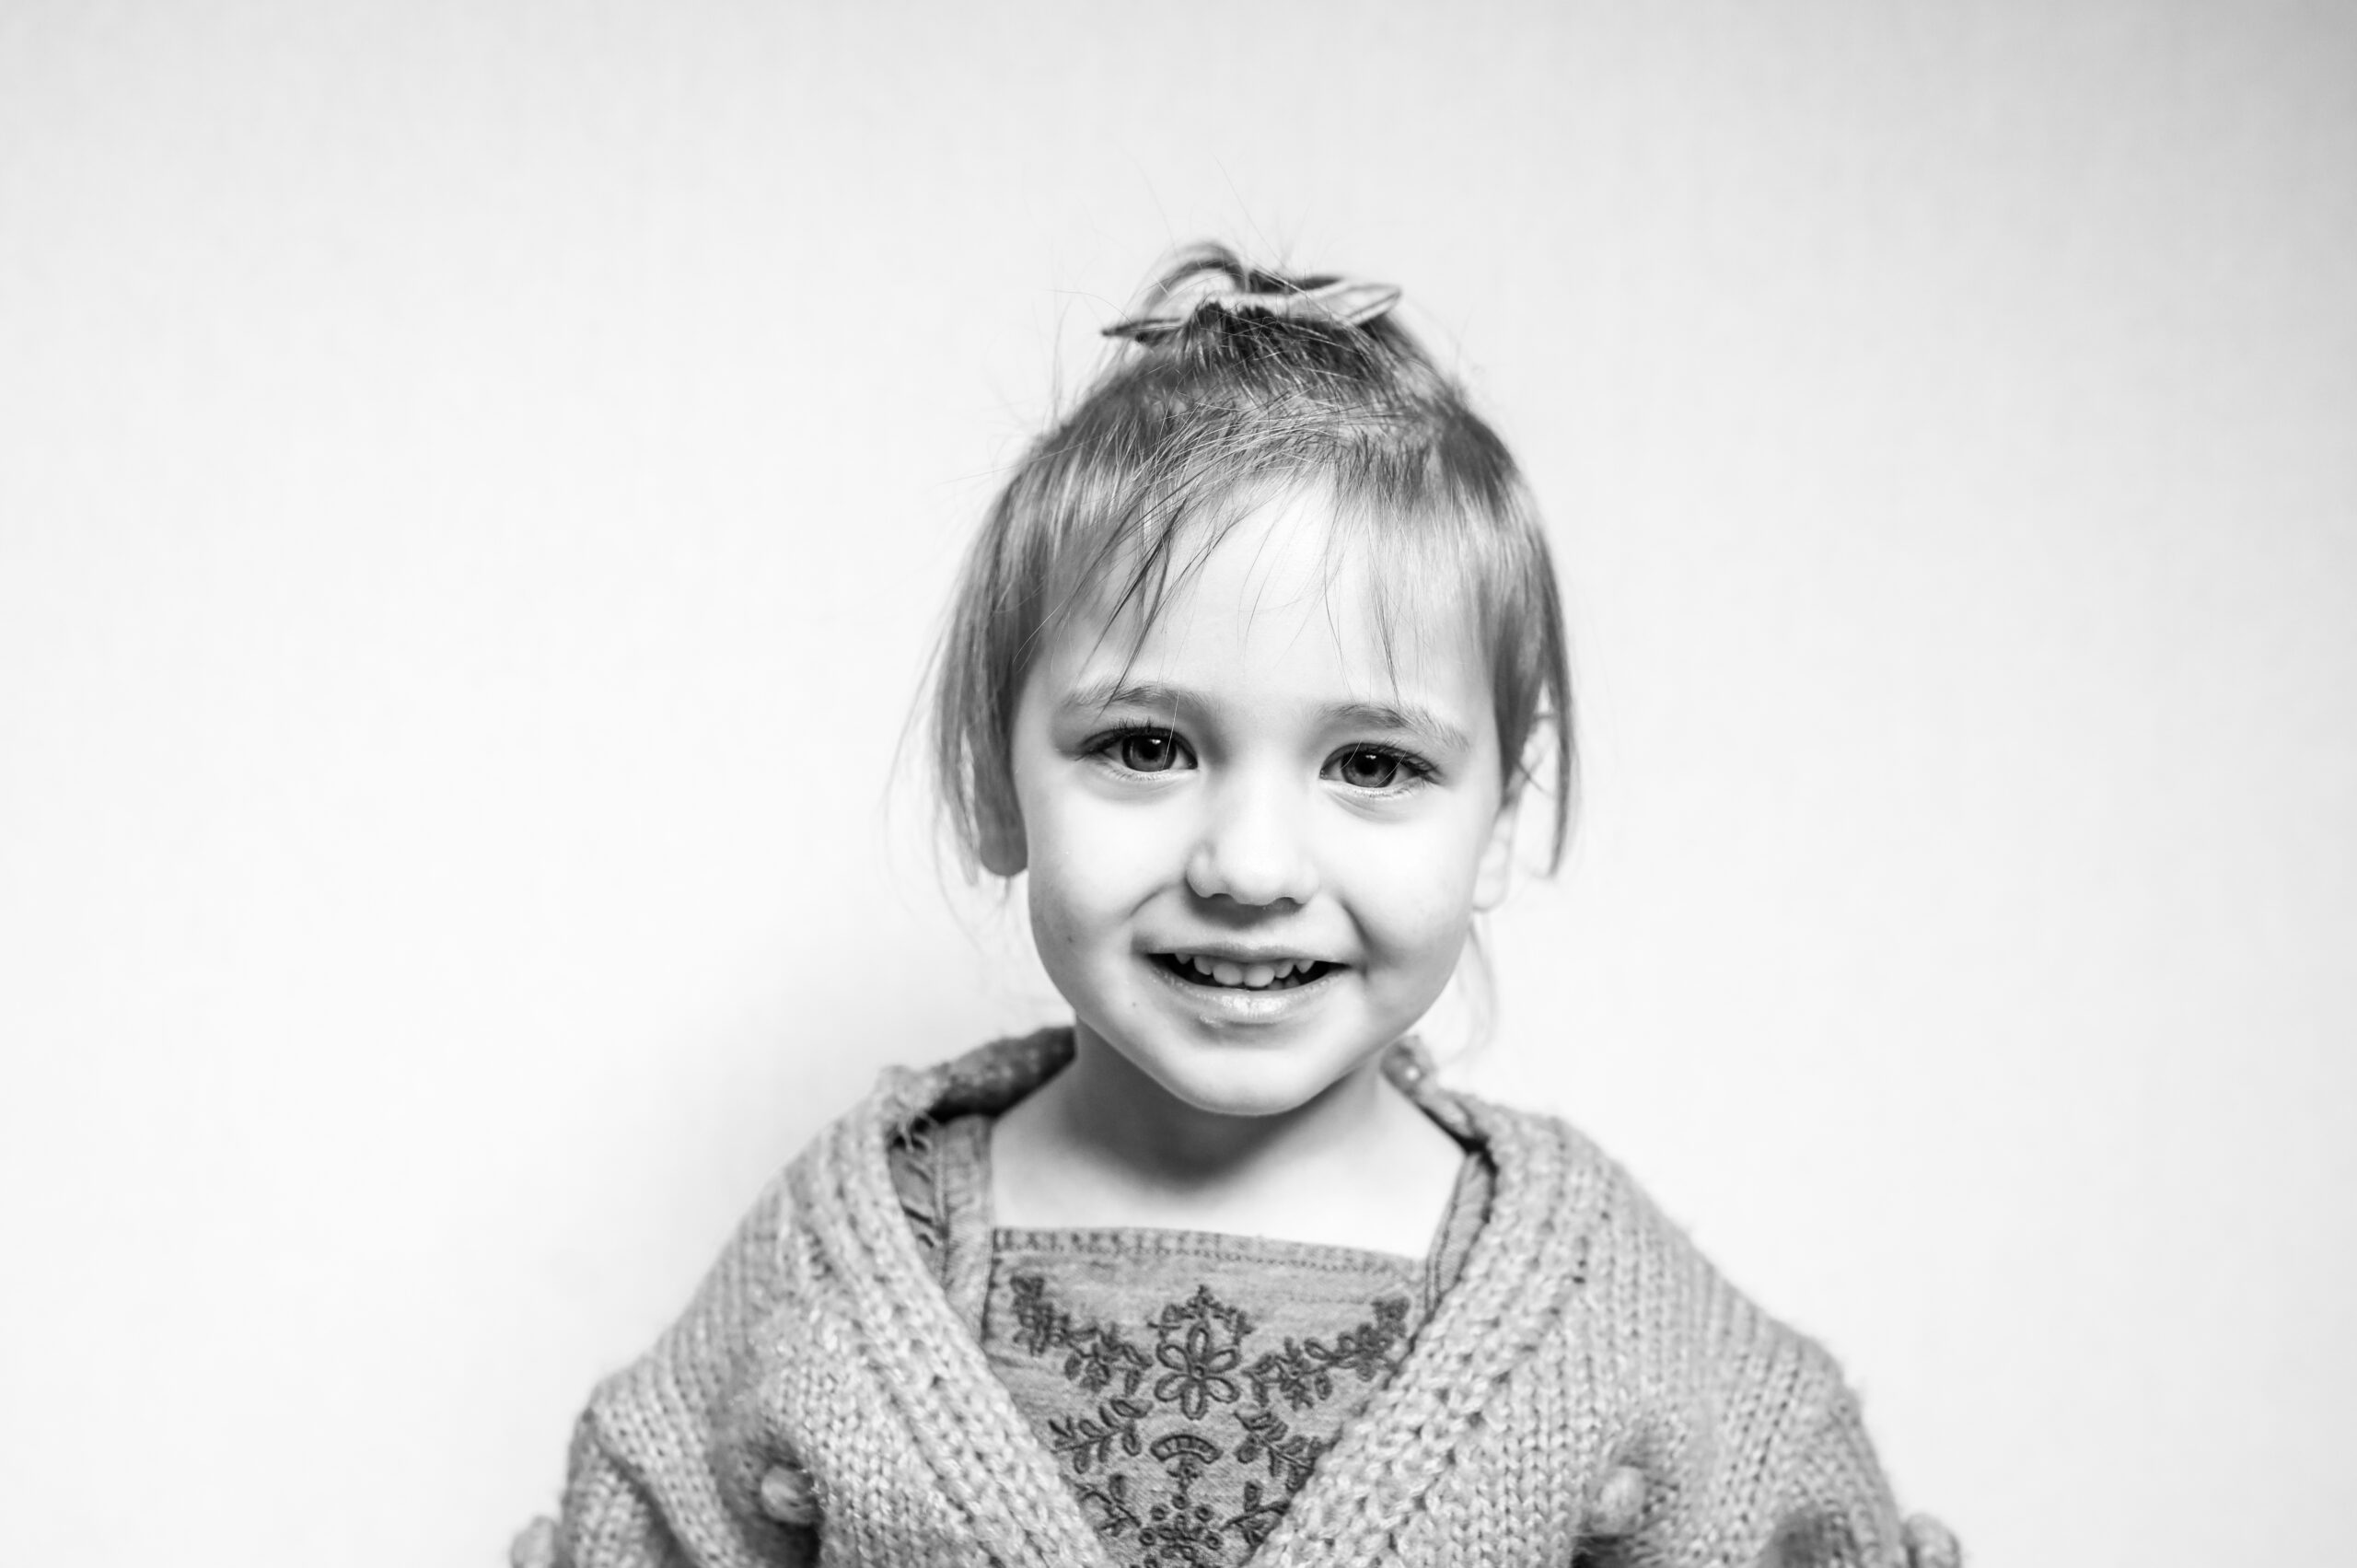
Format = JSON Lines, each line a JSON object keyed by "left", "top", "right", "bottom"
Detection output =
{"left": 1149, "top": 943, "right": 1341, "bottom": 965}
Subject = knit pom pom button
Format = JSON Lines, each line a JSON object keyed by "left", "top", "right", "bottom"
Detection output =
{"left": 1903, "top": 1513, "right": 1961, "bottom": 1568}
{"left": 758, "top": 1461, "right": 819, "bottom": 1526}
{"left": 508, "top": 1517, "right": 560, "bottom": 1568}
{"left": 1586, "top": 1464, "right": 1646, "bottom": 1537}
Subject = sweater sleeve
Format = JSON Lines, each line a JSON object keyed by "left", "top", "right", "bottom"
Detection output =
{"left": 1765, "top": 1386, "right": 1964, "bottom": 1568}
{"left": 509, "top": 1411, "right": 692, "bottom": 1568}
{"left": 513, "top": 1168, "right": 819, "bottom": 1568}
{"left": 1748, "top": 1387, "right": 1903, "bottom": 1567}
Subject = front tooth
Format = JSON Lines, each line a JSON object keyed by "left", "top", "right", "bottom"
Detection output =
{"left": 1191, "top": 955, "right": 1215, "bottom": 976}
{"left": 1211, "top": 960, "right": 1244, "bottom": 986}
{"left": 1273, "top": 959, "right": 1298, "bottom": 980}
{"left": 1242, "top": 963, "right": 1274, "bottom": 989}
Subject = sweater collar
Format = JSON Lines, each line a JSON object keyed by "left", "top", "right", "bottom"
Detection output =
{"left": 795, "top": 1028, "right": 1614, "bottom": 1568}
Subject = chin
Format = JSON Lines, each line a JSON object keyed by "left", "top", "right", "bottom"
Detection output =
{"left": 1127, "top": 1033, "right": 1378, "bottom": 1121}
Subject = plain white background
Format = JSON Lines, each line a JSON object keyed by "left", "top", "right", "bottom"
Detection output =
{"left": 3, "top": 2, "right": 2351, "bottom": 1562}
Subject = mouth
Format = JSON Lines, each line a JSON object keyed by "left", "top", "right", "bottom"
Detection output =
{"left": 1148, "top": 952, "right": 1344, "bottom": 993}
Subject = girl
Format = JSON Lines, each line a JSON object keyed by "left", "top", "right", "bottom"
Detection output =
{"left": 514, "top": 250, "right": 1957, "bottom": 1568}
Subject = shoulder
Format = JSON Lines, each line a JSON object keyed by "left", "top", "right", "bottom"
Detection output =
{"left": 547, "top": 1032, "right": 1083, "bottom": 1560}
{"left": 1452, "top": 1091, "right": 1909, "bottom": 1559}
{"left": 584, "top": 1028, "right": 1076, "bottom": 1435}
{"left": 1453, "top": 1088, "right": 1858, "bottom": 1416}
{"left": 584, "top": 1153, "right": 810, "bottom": 1435}
{"left": 555, "top": 1143, "right": 827, "bottom": 1562}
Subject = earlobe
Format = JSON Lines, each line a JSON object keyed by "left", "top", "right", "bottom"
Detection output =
{"left": 1472, "top": 791, "right": 1519, "bottom": 912}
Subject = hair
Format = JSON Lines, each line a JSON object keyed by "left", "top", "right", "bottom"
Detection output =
{"left": 930, "top": 245, "right": 1575, "bottom": 877}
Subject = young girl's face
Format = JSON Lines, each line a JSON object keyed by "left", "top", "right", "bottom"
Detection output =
{"left": 996, "top": 486, "right": 1516, "bottom": 1119}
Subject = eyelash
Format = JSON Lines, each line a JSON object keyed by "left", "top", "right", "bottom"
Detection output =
{"left": 1327, "top": 743, "right": 1435, "bottom": 793}
{"left": 1084, "top": 726, "right": 1436, "bottom": 793}
{"left": 1088, "top": 724, "right": 1194, "bottom": 775}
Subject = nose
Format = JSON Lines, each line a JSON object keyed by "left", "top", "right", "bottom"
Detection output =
{"left": 1184, "top": 771, "right": 1320, "bottom": 908}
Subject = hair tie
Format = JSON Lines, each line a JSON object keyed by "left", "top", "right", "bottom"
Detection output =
{"left": 1103, "top": 273, "right": 1402, "bottom": 343}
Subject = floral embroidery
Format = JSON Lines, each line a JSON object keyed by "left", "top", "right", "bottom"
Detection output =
{"left": 1224, "top": 1481, "right": 1288, "bottom": 1553}
{"left": 1155, "top": 1284, "right": 1255, "bottom": 1342}
{"left": 1012, "top": 1273, "right": 1153, "bottom": 1394}
{"left": 1137, "top": 1494, "right": 1224, "bottom": 1567}
{"left": 1155, "top": 1318, "right": 1244, "bottom": 1418}
{"left": 1242, "top": 1296, "right": 1411, "bottom": 1410}
{"left": 1006, "top": 1273, "right": 1414, "bottom": 1567}
{"left": 1231, "top": 1408, "right": 1327, "bottom": 1493}
{"left": 1076, "top": 1470, "right": 1141, "bottom": 1538}
{"left": 1050, "top": 1397, "right": 1150, "bottom": 1471}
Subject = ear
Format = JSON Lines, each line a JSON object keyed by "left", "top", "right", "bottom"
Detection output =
{"left": 1472, "top": 786, "right": 1520, "bottom": 912}
{"left": 976, "top": 782, "right": 1028, "bottom": 877}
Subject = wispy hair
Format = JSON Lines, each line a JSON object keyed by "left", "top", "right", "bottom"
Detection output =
{"left": 930, "top": 246, "right": 1576, "bottom": 877}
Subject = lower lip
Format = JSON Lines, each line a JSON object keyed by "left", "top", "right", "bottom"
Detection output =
{"left": 1143, "top": 957, "right": 1342, "bottom": 1026}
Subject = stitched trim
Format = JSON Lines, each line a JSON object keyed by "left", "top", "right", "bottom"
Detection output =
{"left": 993, "top": 1227, "right": 1434, "bottom": 1273}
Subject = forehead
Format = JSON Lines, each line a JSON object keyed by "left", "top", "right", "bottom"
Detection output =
{"left": 1040, "top": 485, "right": 1489, "bottom": 703}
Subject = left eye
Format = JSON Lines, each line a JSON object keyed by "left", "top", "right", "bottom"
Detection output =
{"left": 1117, "top": 730, "right": 1182, "bottom": 772}
{"left": 1328, "top": 747, "right": 1406, "bottom": 790}
{"left": 1094, "top": 726, "right": 1193, "bottom": 773}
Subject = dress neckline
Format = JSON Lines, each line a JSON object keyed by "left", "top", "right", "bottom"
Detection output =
{"left": 897, "top": 1107, "right": 1493, "bottom": 1335}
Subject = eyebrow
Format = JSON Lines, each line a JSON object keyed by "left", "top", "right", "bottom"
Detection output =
{"left": 1062, "top": 679, "right": 1475, "bottom": 755}
{"left": 1325, "top": 700, "right": 1476, "bottom": 755}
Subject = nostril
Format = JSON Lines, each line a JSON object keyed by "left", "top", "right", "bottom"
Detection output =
{"left": 1184, "top": 811, "right": 1320, "bottom": 908}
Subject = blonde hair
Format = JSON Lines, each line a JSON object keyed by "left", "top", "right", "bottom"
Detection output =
{"left": 931, "top": 246, "right": 1575, "bottom": 876}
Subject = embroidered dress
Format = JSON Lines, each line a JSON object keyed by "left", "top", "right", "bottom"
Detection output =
{"left": 887, "top": 1112, "right": 1492, "bottom": 1568}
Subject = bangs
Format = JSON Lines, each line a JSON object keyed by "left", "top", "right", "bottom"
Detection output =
{"left": 929, "top": 249, "right": 1575, "bottom": 877}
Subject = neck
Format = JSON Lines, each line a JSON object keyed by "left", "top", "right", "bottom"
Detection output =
{"left": 990, "top": 1027, "right": 1464, "bottom": 1249}
{"left": 1044, "top": 1029, "right": 1397, "bottom": 1193}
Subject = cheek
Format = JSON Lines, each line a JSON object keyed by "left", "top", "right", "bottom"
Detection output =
{"left": 1335, "top": 812, "right": 1492, "bottom": 955}
{"left": 1021, "top": 791, "right": 1182, "bottom": 939}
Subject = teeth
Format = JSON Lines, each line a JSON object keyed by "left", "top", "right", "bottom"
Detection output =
{"left": 1168, "top": 953, "right": 1324, "bottom": 989}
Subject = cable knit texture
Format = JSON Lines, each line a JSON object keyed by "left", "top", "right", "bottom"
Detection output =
{"left": 518, "top": 1029, "right": 1952, "bottom": 1568}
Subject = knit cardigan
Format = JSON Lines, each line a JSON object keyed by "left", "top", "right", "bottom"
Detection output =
{"left": 517, "top": 1030, "right": 1955, "bottom": 1568}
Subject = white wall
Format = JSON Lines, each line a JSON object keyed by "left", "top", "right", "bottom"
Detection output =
{"left": 4, "top": 2, "right": 2351, "bottom": 1562}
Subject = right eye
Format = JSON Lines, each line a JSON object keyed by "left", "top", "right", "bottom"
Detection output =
{"left": 1097, "top": 726, "right": 1192, "bottom": 773}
